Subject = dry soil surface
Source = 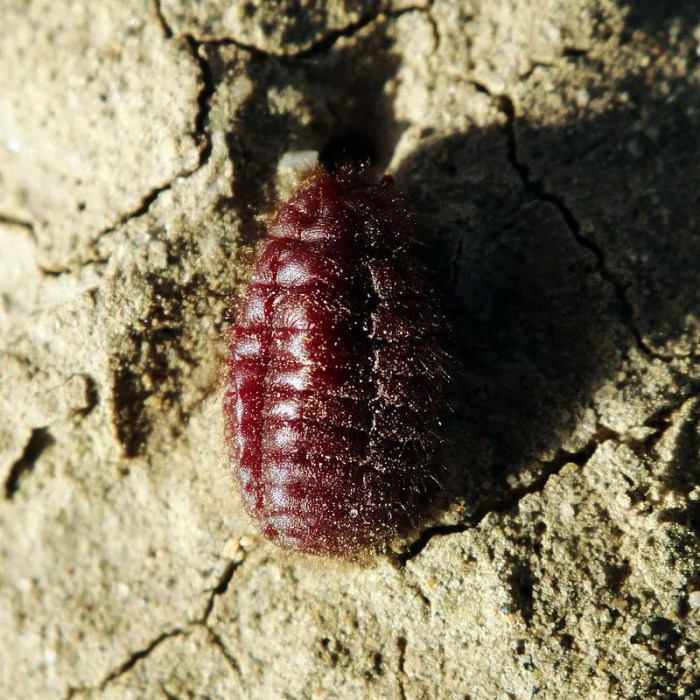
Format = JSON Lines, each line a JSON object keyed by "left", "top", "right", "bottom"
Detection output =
{"left": 1, "top": 1, "right": 699, "bottom": 698}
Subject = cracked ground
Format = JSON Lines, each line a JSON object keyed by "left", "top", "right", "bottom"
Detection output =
{"left": 1, "top": 0, "right": 699, "bottom": 698}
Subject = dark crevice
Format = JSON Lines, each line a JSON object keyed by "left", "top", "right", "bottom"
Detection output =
{"left": 159, "top": 684, "right": 182, "bottom": 700}
{"left": 396, "top": 636, "right": 408, "bottom": 700}
{"left": 199, "top": 558, "right": 242, "bottom": 624}
{"left": 642, "top": 386, "right": 700, "bottom": 454}
{"left": 193, "top": 4, "right": 431, "bottom": 61}
{"left": 0, "top": 213, "right": 32, "bottom": 228}
{"left": 292, "top": 12, "right": 381, "bottom": 59}
{"left": 399, "top": 439, "right": 598, "bottom": 563}
{"left": 152, "top": 0, "right": 173, "bottom": 39}
{"left": 589, "top": 389, "right": 700, "bottom": 459}
{"left": 75, "top": 374, "right": 100, "bottom": 418}
{"left": 5, "top": 427, "right": 55, "bottom": 499}
{"left": 205, "top": 627, "right": 244, "bottom": 679}
{"left": 99, "top": 629, "right": 184, "bottom": 689}
{"left": 398, "top": 523, "right": 469, "bottom": 563}
{"left": 469, "top": 79, "right": 492, "bottom": 97}
{"left": 37, "top": 257, "right": 109, "bottom": 278}
{"left": 97, "top": 183, "right": 178, "bottom": 242}
{"left": 91, "top": 32, "right": 215, "bottom": 253}
{"left": 562, "top": 46, "right": 591, "bottom": 58}
{"left": 64, "top": 556, "right": 246, "bottom": 697}
{"left": 186, "top": 33, "right": 272, "bottom": 59}
{"left": 0, "top": 213, "right": 37, "bottom": 243}
{"left": 190, "top": 14, "right": 379, "bottom": 61}
{"left": 518, "top": 61, "right": 556, "bottom": 80}
{"left": 186, "top": 37, "right": 215, "bottom": 166}
{"left": 400, "top": 384, "right": 700, "bottom": 563}
{"left": 294, "top": 5, "right": 434, "bottom": 60}
{"left": 486, "top": 90, "right": 662, "bottom": 361}
{"left": 424, "top": 0, "right": 440, "bottom": 52}
{"left": 406, "top": 579, "right": 432, "bottom": 611}
{"left": 37, "top": 260, "right": 72, "bottom": 277}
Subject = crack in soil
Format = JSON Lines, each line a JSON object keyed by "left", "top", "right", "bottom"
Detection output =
{"left": 4, "top": 427, "right": 55, "bottom": 500}
{"left": 639, "top": 386, "right": 700, "bottom": 455}
{"left": 198, "top": 557, "right": 243, "bottom": 624}
{"left": 83, "top": 1, "right": 434, "bottom": 269}
{"left": 400, "top": 382, "right": 700, "bottom": 562}
{"left": 63, "top": 624, "right": 245, "bottom": 697}
{"left": 468, "top": 81, "right": 665, "bottom": 362}
{"left": 99, "top": 630, "right": 185, "bottom": 687}
{"left": 399, "top": 438, "right": 599, "bottom": 563}
{"left": 157, "top": 3, "right": 432, "bottom": 60}
{"left": 152, "top": 0, "right": 173, "bottom": 39}
{"left": 85, "top": 20, "right": 216, "bottom": 264}
{"left": 424, "top": 0, "right": 440, "bottom": 52}
{"left": 0, "top": 213, "right": 37, "bottom": 243}
{"left": 62, "top": 554, "right": 247, "bottom": 697}
{"left": 186, "top": 36, "right": 215, "bottom": 167}
{"left": 159, "top": 683, "right": 183, "bottom": 700}
{"left": 64, "top": 629, "right": 185, "bottom": 698}
{"left": 396, "top": 635, "right": 408, "bottom": 700}
{"left": 204, "top": 626, "right": 244, "bottom": 680}
{"left": 400, "top": 77, "right": 700, "bottom": 563}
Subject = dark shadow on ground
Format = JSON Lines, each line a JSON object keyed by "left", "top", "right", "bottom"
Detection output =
{"left": 394, "top": 62, "right": 699, "bottom": 519}
{"left": 207, "top": 8, "right": 699, "bottom": 550}
{"left": 614, "top": 0, "right": 700, "bottom": 31}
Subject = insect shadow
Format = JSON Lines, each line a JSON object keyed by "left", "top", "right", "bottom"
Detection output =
{"left": 395, "top": 61, "right": 700, "bottom": 524}
{"left": 614, "top": 0, "right": 700, "bottom": 30}
{"left": 210, "top": 7, "right": 699, "bottom": 543}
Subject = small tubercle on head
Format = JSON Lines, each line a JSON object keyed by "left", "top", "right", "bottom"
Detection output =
{"left": 276, "top": 150, "right": 320, "bottom": 200}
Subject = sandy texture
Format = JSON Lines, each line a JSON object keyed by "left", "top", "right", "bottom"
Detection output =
{"left": 1, "top": 0, "right": 698, "bottom": 698}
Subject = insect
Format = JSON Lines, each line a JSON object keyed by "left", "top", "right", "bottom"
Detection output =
{"left": 224, "top": 166, "right": 447, "bottom": 556}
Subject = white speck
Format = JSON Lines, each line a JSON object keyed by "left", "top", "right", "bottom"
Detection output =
{"left": 688, "top": 590, "right": 700, "bottom": 610}
{"left": 575, "top": 89, "right": 590, "bottom": 108}
{"left": 279, "top": 150, "right": 318, "bottom": 172}
{"left": 349, "top": 508, "right": 358, "bottom": 518}
{"left": 115, "top": 582, "right": 131, "bottom": 599}
{"left": 16, "top": 577, "right": 34, "bottom": 593}
{"left": 5, "top": 136, "right": 21, "bottom": 153}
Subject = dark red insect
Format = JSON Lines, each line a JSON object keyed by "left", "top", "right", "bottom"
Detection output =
{"left": 224, "top": 166, "right": 447, "bottom": 556}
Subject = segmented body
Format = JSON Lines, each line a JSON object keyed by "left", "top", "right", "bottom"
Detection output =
{"left": 224, "top": 168, "right": 445, "bottom": 556}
